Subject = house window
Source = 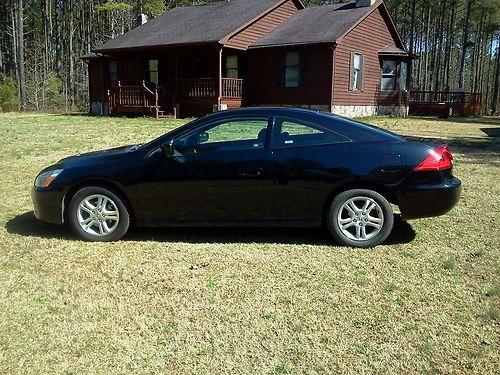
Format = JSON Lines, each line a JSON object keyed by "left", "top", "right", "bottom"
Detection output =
{"left": 226, "top": 56, "right": 239, "bottom": 78}
{"left": 351, "top": 53, "right": 364, "bottom": 91}
{"left": 400, "top": 61, "right": 409, "bottom": 91}
{"left": 108, "top": 61, "right": 118, "bottom": 82}
{"left": 148, "top": 59, "right": 159, "bottom": 86}
{"left": 285, "top": 52, "right": 300, "bottom": 88}
{"left": 381, "top": 60, "right": 396, "bottom": 91}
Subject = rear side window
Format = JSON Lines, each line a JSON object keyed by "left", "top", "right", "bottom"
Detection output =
{"left": 274, "top": 117, "right": 351, "bottom": 148}
{"left": 313, "top": 112, "right": 404, "bottom": 143}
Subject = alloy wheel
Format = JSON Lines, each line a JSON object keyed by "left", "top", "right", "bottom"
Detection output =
{"left": 337, "top": 196, "right": 384, "bottom": 241}
{"left": 77, "top": 194, "right": 120, "bottom": 237}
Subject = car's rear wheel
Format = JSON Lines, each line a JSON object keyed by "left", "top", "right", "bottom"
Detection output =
{"left": 68, "top": 186, "right": 129, "bottom": 242}
{"left": 327, "top": 189, "right": 393, "bottom": 248}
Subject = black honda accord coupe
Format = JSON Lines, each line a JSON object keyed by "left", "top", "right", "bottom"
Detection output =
{"left": 32, "top": 108, "right": 461, "bottom": 247}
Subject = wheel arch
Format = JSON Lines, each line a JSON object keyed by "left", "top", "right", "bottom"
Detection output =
{"left": 322, "top": 181, "right": 399, "bottom": 225}
{"left": 63, "top": 179, "right": 135, "bottom": 225}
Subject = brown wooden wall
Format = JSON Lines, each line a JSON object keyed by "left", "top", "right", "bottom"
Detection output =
{"left": 333, "top": 7, "right": 404, "bottom": 106}
{"left": 224, "top": 0, "right": 300, "bottom": 50}
{"left": 88, "top": 59, "right": 104, "bottom": 103}
{"left": 245, "top": 44, "right": 332, "bottom": 107}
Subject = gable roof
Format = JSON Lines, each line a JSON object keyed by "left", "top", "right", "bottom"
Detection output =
{"left": 94, "top": 0, "right": 287, "bottom": 53}
{"left": 251, "top": 0, "right": 400, "bottom": 48}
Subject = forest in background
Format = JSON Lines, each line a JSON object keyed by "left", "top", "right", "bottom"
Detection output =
{"left": 0, "top": 0, "right": 499, "bottom": 114}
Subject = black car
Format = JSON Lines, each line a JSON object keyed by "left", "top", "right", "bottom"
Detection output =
{"left": 32, "top": 108, "right": 461, "bottom": 247}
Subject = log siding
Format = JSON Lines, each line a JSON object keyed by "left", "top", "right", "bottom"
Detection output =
{"left": 333, "top": 7, "right": 404, "bottom": 107}
{"left": 224, "top": 0, "right": 300, "bottom": 50}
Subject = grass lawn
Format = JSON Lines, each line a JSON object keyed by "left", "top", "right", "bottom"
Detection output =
{"left": 0, "top": 113, "right": 498, "bottom": 374}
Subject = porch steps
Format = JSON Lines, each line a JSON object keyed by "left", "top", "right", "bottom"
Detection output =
{"left": 150, "top": 107, "right": 177, "bottom": 120}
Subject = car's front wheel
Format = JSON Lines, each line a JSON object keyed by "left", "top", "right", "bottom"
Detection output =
{"left": 327, "top": 189, "right": 394, "bottom": 248}
{"left": 68, "top": 186, "right": 130, "bottom": 242}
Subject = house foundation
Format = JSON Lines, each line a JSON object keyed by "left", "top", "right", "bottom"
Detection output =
{"left": 331, "top": 105, "right": 409, "bottom": 118}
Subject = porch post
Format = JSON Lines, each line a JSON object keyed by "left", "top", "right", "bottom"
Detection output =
{"left": 175, "top": 50, "right": 179, "bottom": 97}
{"left": 218, "top": 46, "right": 223, "bottom": 110}
{"left": 101, "top": 55, "right": 106, "bottom": 115}
{"left": 330, "top": 44, "right": 336, "bottom": 113}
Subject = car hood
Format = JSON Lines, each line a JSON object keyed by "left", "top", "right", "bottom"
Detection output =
{"left": 58, "top": 144, "right": 141, "bottom": 164}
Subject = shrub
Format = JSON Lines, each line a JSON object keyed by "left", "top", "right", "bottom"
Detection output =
{"left": 0, "top": 77, "right": 19, "bottom": 112}
{"left": 45, "top": 73, "right": 64, "bottom": 111}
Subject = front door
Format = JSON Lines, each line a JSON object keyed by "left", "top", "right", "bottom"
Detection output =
{"left": 137, "top": 116, "right": 275, "bottom": 225}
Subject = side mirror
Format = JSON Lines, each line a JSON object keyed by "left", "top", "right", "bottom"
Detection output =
{"left": 160, "top": 140, "right": 174, "bottom": 158}
{"left": 198, "top": 132, "right": 209, "bottom": 143}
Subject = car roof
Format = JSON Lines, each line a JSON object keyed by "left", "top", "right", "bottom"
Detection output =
{"left": 201, "top": 106, "right": 324, "bottom": 120}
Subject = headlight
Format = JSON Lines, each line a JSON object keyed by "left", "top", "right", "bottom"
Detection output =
{"left": 35, "top": 169, "right": 63, "bottom": 188}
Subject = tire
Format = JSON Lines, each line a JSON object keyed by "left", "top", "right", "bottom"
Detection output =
{"left": 327, "top": 189, "right": 394, "bottom": 248}
{"left": 68, "top": 186, "right": 130, "bottom": 242}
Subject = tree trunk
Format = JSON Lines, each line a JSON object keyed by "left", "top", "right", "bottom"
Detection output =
{"left": 11, "top": 0, "right": 27, "bottom": 109}
{"left": 409, "top": 0, "right": 416, "bottom": 54}
{"left": 434, "top": 0, "right": 447, "bottom": 92}
{"left": 423, "top": 5, "right": 431, "bottom": 91}
{"left": 458, "top": 0, "right": 473, "bottom": 89}
{"left": 492, "top": 34, "right": 500, "bottom": 115}
{"left": 444, "top": 3, "right": 456, "bottom": 90}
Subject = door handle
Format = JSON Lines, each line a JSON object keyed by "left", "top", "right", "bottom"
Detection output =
{"left": 239, "top": 168, "right": 264, "bottom": 177}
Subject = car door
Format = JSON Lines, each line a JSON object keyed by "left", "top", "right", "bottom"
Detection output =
{"left": 271, "top": 116, "right": 353, "bottom": 222}
{"left": 136, "top": 116, "right": 275, "bottom": 225}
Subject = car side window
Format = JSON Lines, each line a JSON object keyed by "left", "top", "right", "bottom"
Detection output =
{"left": 174, "top": 118, "right": 269, "bottom": 154}
{"left": 276, "top": 118, "right": 351, "bottom": 148}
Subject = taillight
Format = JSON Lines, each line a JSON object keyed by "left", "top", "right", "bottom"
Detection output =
{"left": 413, "top": 145, "right": 453, "bottom": 172}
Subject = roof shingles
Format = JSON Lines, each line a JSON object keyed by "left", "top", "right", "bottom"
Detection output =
{"left": 94, "top": 0, "right": 281, "bottom": 52}
{"left": 251, "top": 2, "right": 374, "bottom": 48}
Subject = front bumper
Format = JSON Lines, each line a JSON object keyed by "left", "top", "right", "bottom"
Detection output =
{"left": 31, "top": 186, "right": 65, "bottom": 224}
{"left": 397, "top": 176, "right": 462, "bottom": 220}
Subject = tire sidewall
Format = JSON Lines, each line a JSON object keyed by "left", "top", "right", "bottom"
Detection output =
{"left": 327, "top": 189, "right": 394, "bottom": 248}
{"left": 68, "top": 186, "right": 130, "bottom": 242}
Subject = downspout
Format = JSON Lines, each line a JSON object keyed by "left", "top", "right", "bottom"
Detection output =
{"left": 218, "top": 46, "right": 223, "bottom": 110}
{"left": 330, "top": 43, "right": 337, "bottom": 113}
{"left": 96, "top": 52, "right": 106, "bottom": 116}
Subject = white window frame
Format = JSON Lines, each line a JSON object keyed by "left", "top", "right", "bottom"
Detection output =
{"left": 400, "top": 61, "right": 409, "bottom": 92}
{"left": 351, "top": 53, "right": 364, "bottom": 91}
{"left": 381, "top": 60, "right": 397, "bottom": 91}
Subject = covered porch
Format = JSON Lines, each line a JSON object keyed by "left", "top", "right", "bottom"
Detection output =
{"left": 88, "top": 45, "right": 245, "bottom": 118}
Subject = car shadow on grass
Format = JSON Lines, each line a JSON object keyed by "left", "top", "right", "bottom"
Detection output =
{"left": 404, "top": 135, "right": 499, "bottom": 165}
{"left": 6, "top": 211, "right": 416, "bottom": 246}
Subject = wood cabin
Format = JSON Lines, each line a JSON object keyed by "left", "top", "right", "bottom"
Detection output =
{"left": 82, "top": 0, "right": 416, "bottom": 118}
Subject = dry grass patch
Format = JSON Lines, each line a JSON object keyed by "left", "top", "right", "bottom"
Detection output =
{"left": 0, "top": 113, "right": 499, "bottom": 374}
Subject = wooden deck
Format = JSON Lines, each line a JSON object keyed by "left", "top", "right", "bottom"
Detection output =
{"left": 409, "top": 91, "right": 482, "bottom": 117}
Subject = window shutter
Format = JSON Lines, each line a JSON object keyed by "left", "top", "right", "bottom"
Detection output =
{"left": 275, "top": 52, "right": 284, "bottom": 88}
{"left": 360, "top": 54, "right": 365, "bottom": 92}
{"left": 300, "top": 50, "right": 310, "bottom": 88}
{"left": 349, "top": 52, "right": 355, "bottom": 91}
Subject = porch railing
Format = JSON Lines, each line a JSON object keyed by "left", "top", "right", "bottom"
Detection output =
{"left": 175, "top": 78, "right": 243, "bottom": 99}
{"left": 409, "top": 91, "right": 483, "bottom": 116}
{"left": 410, "top": 91, "right": 482, "bottom": 105}
{"left": 108, "top": 81, "right": 159, "bottom": 117}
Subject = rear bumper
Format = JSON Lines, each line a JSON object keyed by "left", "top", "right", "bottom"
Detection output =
{"left": 397, "top": 176, "right": 461, "bottom": 220}
{"left": 31, "top": 186, "right": 65, "bottom": 224}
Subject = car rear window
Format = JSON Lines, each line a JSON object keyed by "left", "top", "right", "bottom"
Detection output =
{"left": 316, "top": 113, "right": 404, "bottom": 143}
{"left": 274, "top": 117, "right": 351, "bottom": 148}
